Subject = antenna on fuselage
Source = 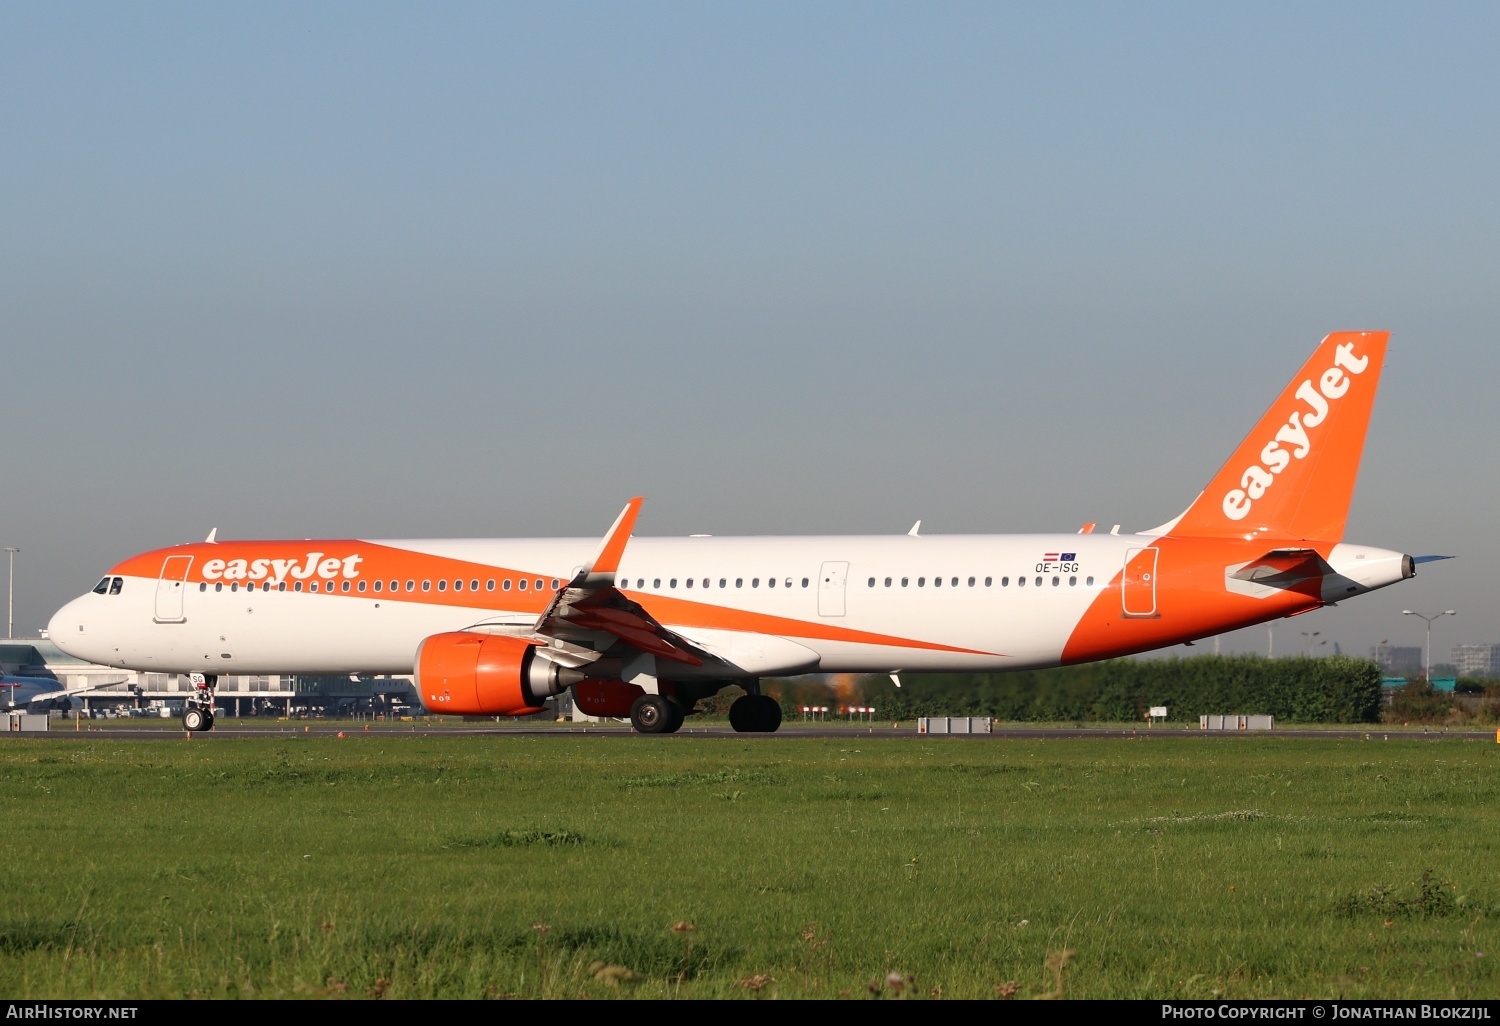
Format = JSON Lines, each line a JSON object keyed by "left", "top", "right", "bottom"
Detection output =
{"left": 205, "top": 528, "right": 218, "bottom": 543}
{"left": 907, "top": 521, "right": 921, "bottom": 537}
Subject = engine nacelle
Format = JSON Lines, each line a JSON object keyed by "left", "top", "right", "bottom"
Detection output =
{"left": 415, "top": 632, "right": 583, "bottom": 716}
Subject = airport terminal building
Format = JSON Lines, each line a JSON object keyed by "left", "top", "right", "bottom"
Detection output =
{"left": 1, "top": 636, "right": 419, "bottom": 717}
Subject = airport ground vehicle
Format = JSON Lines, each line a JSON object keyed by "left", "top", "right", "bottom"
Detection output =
{"left": 50, "top": 332, "right": 1422, "bottom": 733}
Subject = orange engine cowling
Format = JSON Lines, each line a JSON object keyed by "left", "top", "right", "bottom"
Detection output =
{"left": 415, "top": 632, "right": 582, "bottom": 716}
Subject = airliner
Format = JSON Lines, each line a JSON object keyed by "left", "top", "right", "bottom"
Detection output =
{"left": 49, "top": 331, "right": 1423, "bottom": 733}
{"left": 2, "top": 675, "right": 122, "bottom": 715}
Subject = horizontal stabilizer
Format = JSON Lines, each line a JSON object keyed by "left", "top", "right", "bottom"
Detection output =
{"left": 1228, "top": 548, "right": 1333, "bottom": 586}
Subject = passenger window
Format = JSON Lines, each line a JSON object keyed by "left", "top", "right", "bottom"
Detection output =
{"left": 453, "top": 579, "right": 463, "bottom": 592}
{"left": 422, "top": 581, "right": 431, "bottom": 592}
{"left": 951, "top": 577, "right": 958, "bottom": 587}
{"left": 231, "top": 583, "right": 239, "bottom": 593}
{"left": 868, "top": 577, "right": 876, "bottom": 587}
{"left": 752, "top": 578, "right": 760, "bottom": 588}
{"left": 487, "top": 579, "right": 495, "bottom": 591}
{"left": 1051, "top": 576, "right": 1059, "bottom": 587}
{"left": 1035, "top": 576, "right": 1043, "bottom": 587}
{"left": 653, "top": 578, "right": 661, "bottom": 588}
{"left": 768, "top": 578, "right": 776, "bottom": 588}
{"left": 1069, "top": 576, "right": 1077, "bottom": 586}
{"left": 109, "top": 577, "right": 123, "bottom": 595}
{"left": 311, "top": 582, "right": 318, "bottom": 592}
{"left": 502, "top": 579, "right": 512, "bottom": 591}
{"left": 373, "top": 580, "right": 382, "bottom": 593}
{"left": 802, "top": 578, "right": 809, "bottom": 588}
{"left": 473, "top": 580, "right": 481, "bottom": 591}
{"left": 215, "top": 583, "right": 224, "bottom": 592}
{"left": 407, "top": 580, "right": 416, "bottom": 592}
{"left": 901, "top": 577, "right": 909, "bottom": 587}
{"left": 719, "top": 578, "right": 727, "bottom": 588}
{"left": 92, "top": 578, "right": 110, "bottom": 594}
{"left": 295, "top": 582, "right": 303, "bottom": 592}
{"left": 934, "top": 577, "right": 942, "bottom": 588}
{"left": 686, "top": 578, "right": 694, "bottom": 588}
{"left": 536, "top": 579, "right": 545, "bottom": 591}
{"left": 199, "top": 583, "right": 206, "bottom": 592}
{"left": 967, "top": 577, "right": 975, "bottom": 587}
{"left": 735, "top": 578, "right": 743, "bottom": 588}
{"left": 518, "top": 579, "right": 527, "bottom": 591}
{"left": 884, "top": 577, "right": 892, "bottom": 587}
{"left": 551, "top": 580, "right": 559, "bottom": 591}
{"left": 1086, "top": 576, "right": 1095, "bottom": 586}
{"left": 343, "top": 580, "right": 351, "bottom": 592}
{"left": 279, "top": 582, "right": 287, "bottom": 592}
{"left": 438, "top": 580, "right": 447, "bottom": 592}
{"left": 1018, "top": 577, "right": 1026, "bottom": 587}
{"left": 670, "top": 578, "right": 678, "bottom": 588}
{"left": 917, "top": 577, "right": 925, "bottom": 587}
{"left": 986, "top": 576, "right": 993, "bottom": 587}
{"left": 998, "top": 577, "right": 1006, "bottom": 587}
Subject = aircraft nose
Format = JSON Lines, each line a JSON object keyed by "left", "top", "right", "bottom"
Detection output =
{"left": 48, "top": 597, "right": 89, "bottom": 656}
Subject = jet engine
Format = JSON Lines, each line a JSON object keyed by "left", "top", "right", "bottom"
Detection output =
{"left": 415, "top": 632, "right": 583, "bottom": 716}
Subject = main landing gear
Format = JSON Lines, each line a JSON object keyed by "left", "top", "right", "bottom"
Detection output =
{"left": 630, "top": 693, "right": 686, "bottom": 735}
{"left": 183, "top": 673, "right": 217, "bottom": 732}
{"left": 729, "top": 694, "right": 782, "bottom": 734}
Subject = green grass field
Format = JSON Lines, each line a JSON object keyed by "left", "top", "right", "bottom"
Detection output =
{"left": 2, "top": 734, "right": 1497, "bottom": 999}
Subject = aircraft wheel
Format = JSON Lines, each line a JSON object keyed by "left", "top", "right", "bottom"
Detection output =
{"left": 756, "top": 695, "right": 782, "bottom": 733}
{"left": 202, "top": 712, "right": 215, "bottom": 731}
{"left": 663, "top": 697, "right": 686, "bottom": 734}
{"left": 630, "top": 694, "right": 674, "bottom": 734}
{"left": 729, "top": 695, "right": 781, "bottom": 733}
{"left": 728, "top": 695, "right": 757, "bottom": 733}
{"left": 183, "top": 707, "right": 208, "bottom": 732}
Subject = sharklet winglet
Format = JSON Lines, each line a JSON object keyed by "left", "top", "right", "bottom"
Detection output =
{"left": 576, "top": 497, "right": 643, "bottom": 586}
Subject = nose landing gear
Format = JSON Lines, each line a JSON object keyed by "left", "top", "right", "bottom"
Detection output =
{"left": 183, "top": 673, "right": 217, "bottom": 731}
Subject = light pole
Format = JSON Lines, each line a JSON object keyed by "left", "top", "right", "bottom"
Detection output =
{"left": 3, "top": 547, "right": 16, "bottom": 640}
{"left": 1402, "top": 609, "right": 1456, "bottom": 683}
{"left": 1300, "top": 630, "right": 1324, "bottom": 656}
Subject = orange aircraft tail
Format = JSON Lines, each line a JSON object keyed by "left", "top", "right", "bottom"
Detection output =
{"left": 1169, "top": 331, "right": 1389, "bottom": 543}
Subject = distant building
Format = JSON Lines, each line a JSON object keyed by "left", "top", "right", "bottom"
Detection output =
{"left": 1371, "top": 644, "right": 1423, "bottom": 677}
{"left": 1451, "top": 643, "right": 1500, "bottom": 679}
{"left": 1, "top": 638, "right": 419, "bottom": 716}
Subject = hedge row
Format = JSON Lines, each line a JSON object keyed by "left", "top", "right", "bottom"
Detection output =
{"left": 766, "top": 655, "right": 1383, "bottom": 724}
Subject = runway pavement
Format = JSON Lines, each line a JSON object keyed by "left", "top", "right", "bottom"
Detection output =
{"left": 7, "top": 722, "right": 1495, "bottom": 741}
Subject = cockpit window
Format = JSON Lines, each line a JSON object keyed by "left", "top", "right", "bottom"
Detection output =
{"left": 92, "top": 578, "right": 110, "bottom": 595}
{"left": 108, "top": 577, "right": 123, "bottom": 595}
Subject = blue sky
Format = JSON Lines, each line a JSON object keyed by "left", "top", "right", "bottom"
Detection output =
{"left": 2, "top": 3, "right": 1495, "bottom": 661}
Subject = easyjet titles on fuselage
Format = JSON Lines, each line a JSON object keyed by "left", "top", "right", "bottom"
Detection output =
{"left": 201, "top": 553, "right": 365, "bottom": 584}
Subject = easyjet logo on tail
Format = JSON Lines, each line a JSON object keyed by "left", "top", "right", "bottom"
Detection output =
{"left": 1221, "top": 341, "right": 1369, "bottom": 522}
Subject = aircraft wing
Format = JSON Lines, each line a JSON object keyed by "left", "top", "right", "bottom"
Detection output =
{"left": 15, "top": 678, "right": 131, "bottom": 705}
{"left": 526, "top": 498, "right": 704, "bottom": 668}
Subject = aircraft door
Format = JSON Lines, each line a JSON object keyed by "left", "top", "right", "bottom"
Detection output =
{"left": 1122, "top": 547, "right": 1159, "bottom": 618}
{"left": 818, "top": 561, "right": 849, "bottom": 617}
{"left": 154, "top": 555, "right": 193, "bottom": 623}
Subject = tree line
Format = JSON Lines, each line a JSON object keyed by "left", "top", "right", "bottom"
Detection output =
{"left": 763, "top": 655, "right": 1384, "bottom": 724}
